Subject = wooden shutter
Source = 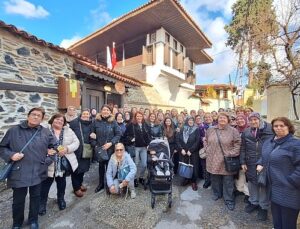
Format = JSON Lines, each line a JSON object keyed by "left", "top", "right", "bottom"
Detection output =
{"left": 142, "top": 46, "right": 148, "bottom": 65}
{"left": 152, "top": 44, "right": 156, "bottom": 64}
{"left": 184, "top": 57, "right": 190, "bottom": 73}
{"left": 172, "top": 51, "right": 178, "bottom": 69}
{"left": 164, "top": 44, "right": 170, "bottom": 66}
{"left": 177, "top": 52, "right": 183, "bottom": 71}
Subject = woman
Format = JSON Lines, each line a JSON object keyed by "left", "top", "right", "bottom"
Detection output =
{"left": 205, "top": 112, "right": 241, "bottom": 210}
{"left": 148, "top": 113, "right": 163, "bottom": 140}
{"left": 211, "top": 111, "right": 218, "bottom": 125}
{"left": 176, "top": 114, "right": 185, "bottom": 131}
{"left": 90, "top": 108, "right": 97, "bottom": 122}
{"left": 65, "top": 106, "right": 78, "bottom": 124}
{"left": 0, "top": 107, "right": 57, "bottom": 229}
{"left": 157, "top": 112, "right": 165, "bottom": 124}
{"left": 199, "top": 112, "right": 215, "bottom": 189}
{"left": 234, "top": 114, "right": 250, "bottom": 202}
{"left": 106, "top": 143, "right": 137, "bottom": 199}
{"left": 257, "top": 117, "right": 300, "bottom": 229}
{"left": 177, "top": 117, "right": 200, "bottom": 191}
{"left": 69, "top": 109, "right": 93, "bottom": 198}
{"left": 124, "top": 112, "right": 151, "bottom": 187}
{"left": 144, "top": 108, "right": 151, "bottom": 121}
{"left": 39, "top": 113, "right": 79, "bottom": 215}
{"left": 91, "top": 105, "right": 121, "bottom": 193}
{"left": 240, "top": 112, "right": 273, "bottom": 221}
{"left": 195, "top": 115, "right": 203, "bottom": 127}
{"left": 163, "top": 117, "right": 178, "bottom": 174}
{"left": 124, "top": 111, "right": 132, "bottom": 126}
{"left": 115, "top": 112, "right": 126, "bottom": 138}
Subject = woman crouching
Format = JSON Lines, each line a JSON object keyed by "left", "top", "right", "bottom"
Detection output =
{"left": 106, "top": 143, "right": 137, "bottom": 199}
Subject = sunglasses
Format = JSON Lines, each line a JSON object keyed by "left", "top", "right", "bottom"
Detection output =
{"left": 115, "top": 149, "right": 124, "bottom": 152}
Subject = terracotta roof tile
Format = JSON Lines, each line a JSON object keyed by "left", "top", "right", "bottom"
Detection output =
{"left": 0, "top": 20, "right": 142, "bottom": 87}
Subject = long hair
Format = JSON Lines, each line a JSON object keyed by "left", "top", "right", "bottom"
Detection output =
{"left": 163, "top": 117, "right": 175, "bottom": 138}
{"left": 132, "top": 111, "right": 145, "bottom": 125}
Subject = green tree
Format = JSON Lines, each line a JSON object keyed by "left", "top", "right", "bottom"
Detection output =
{"left": 225, "top": 0, "right": 278, "bottom": 84}
{"left": 252, "top": 58, "right": 272, "bottom": 94}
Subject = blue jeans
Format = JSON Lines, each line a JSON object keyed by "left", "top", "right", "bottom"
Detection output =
{"left": 134, "top": 147, "right": 147, "bottom": 179}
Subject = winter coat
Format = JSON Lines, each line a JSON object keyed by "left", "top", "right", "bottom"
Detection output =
{"left": 163, "top": 129, "right": 177, "bottom": 155}
{"left": 205, "top": 125, "right": 241, "bottom": 175}
{"left": 177, "top": 126, "right": 200, "bottom": 177}
{"left": 124, "top": 122, "right": 151, "bottom": 147}
{"left": 0, "top": 121, "right": 56, "bottom": 188}
{"left": 148, "top": 123, "right": 163, "bottom": 139}
{"left": 240, "top": 122, "right": 273, "bottom": 183}
{"left": 259, "top": 134, "right": 300, "bottom": 210}
{"left": 69, "top": 118, "right": 93, "bottom": 174}
{"left": 106, "top": 152, "right": 137, "bottom": 188}
{"left": 91, "top": 115, "right": 121, "bottom": 155}
{"left": 47, "top": 125, "right": 79, "bottom": 177}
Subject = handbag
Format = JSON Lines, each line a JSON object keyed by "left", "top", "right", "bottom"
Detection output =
{"left": 79, "top": 122, "right": 93, "bottom": 159}
{"left": 0, "top": 129, "right": 40, "bottom": 182}
{"left": 118, "top": 164, "right": 130, "bottom": 181}
{"left": 178, "top": 157, "right": 193, "bottom": 179}
{"left": 94, "top": 146, "right": 109, "bottom": 162}
{"left": 257, "top": 145, "right": 280, "bottom": 186}
{"left": 61, "top": 156, "right": 72, "bottom": 176}
{"left": 199, "top": 148, "right": 207, "bottom": 159}
{"left": 215, "top": 129, "right": 240, "bottom": 173}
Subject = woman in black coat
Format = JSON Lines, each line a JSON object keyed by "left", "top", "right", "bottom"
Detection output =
{"left": 163, "top": 117, "right": 178, "bottom": 173}
{"left": 147, "top": 113, "right": 163, "bottom": 140}
{"left": 69, "top": 109, "right": 93, "bottom": 197}
{"left": 177, "top": 116, "right": 200, "bottom": 191}
{"left": 91, "top": 105, "right": 121, "bottom": 193}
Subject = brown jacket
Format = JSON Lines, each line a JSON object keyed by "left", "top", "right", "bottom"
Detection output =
{"left": 205, "top": 125, "right": 241, "bottom": 175}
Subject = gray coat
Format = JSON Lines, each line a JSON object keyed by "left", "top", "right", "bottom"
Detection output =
{"left": 240, "top": 122, "right": 273, "bottom": 183}
{"left": 0, "top": 121, "right": 56, "bottom": 188}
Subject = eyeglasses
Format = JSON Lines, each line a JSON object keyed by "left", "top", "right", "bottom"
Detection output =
{"left": 115, "top": 149, "right": 124, "bottom": 152}
{"left": 29, "top": 113, "right": 42, "bottom": 118}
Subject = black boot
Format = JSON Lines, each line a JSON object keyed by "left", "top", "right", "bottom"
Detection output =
{"left": 38, "top": 201, "right": 47, "bottom": 216}
{"left": 203, "top": 170, "right": 211, "bottom": 188}
{"left": 95, "top": 184, "right": 104, "bottom": 193}
{"left": 57, "top": 193, "right": 66, "bottom": 210}
{"left": 134, "top": 179, "right": 139, "bottom": 187}
{"left": 139, "top": 178, "right": 145, "bottom": 185}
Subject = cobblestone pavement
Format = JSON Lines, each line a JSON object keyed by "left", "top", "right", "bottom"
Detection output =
{"left": 0, "top": 163, "right": 291, "bottom": 229}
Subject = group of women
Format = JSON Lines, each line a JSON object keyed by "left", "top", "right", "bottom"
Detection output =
{"left": 2, "top": 104, "right": 298, "bottom": 229}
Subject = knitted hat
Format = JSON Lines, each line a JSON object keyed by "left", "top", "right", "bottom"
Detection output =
{"left": 248, "top": 112, "right": 260, "bottom": 120}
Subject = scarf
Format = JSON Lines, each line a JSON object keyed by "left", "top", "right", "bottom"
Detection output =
{"left": 51, "top": 127, "right": 65, "bottom": 177}
{"left": 183, "top": 124, "right": 197, "bottom": 144}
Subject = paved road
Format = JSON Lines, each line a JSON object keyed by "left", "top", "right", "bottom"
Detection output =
{"left": 0, "top": 164, "right": 291, "bottom": 229}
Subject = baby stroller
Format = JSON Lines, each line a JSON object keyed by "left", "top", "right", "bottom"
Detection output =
{"left": 147, "top": 139, "right": 173, "bottom": 209}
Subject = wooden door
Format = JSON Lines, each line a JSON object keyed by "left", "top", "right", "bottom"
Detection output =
{"left": 86, "top": 89, "right": 104, "bottom": 111}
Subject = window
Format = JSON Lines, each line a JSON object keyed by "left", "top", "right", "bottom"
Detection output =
{"left": 173, "top": 40, "right": 178, "bottom": 50}
{"left": 150, "top": 32, "right": 156, "bottom": 43}
{"left": 180, "top": 45, "right": 184, "bottom": 53}
{"left": 165, "top": 33, "right": 170, "bottom": 43}
{"left": 224, "top": 90, "right": 228, "bottom": 99}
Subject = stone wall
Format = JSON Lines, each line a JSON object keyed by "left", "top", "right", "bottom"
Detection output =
{"left": 0, "top": 29, "right": 76, "bottom": 140}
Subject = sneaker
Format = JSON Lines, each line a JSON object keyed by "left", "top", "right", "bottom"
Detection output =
{"left": 130, "top": 190, "right": 136, "bottom": 199}
{"left": 245, "top": 203, "right": 259, "bottom": 213}
{"left": 165, "top": 170, "right": 171, "bottom": 176}
{"left": 257, "top": 208, "right": 268, "bottom": 221}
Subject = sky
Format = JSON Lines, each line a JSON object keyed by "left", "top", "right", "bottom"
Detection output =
{"left": 0, "top": 0, "right": 240, "bottom": 85}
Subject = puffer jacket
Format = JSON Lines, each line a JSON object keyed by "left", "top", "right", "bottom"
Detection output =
{"left": 259, "top": 134, "right": 300, "bottom": 210}
{"left": 240, "top": 121, "right": 273, "bottom": 183}
{"left": 91, "top": 115, "right": 121, "bottom": 155}
{"left": 106, "top": 152, "right": 137, "bottom": 188}
{"left": 47, "top": 125, "right": 79, "bottom": 177}
{"left": 147, "top": 123, "right": 163, "bottom": 139}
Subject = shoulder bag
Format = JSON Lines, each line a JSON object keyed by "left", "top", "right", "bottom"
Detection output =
{"left": 215, "top": 129, "right": 240, "bottom": 173}
{"left": 79, "top": 122, "right": 93, "bottom": 159}
{"left": 0, "top": 129, "right": 40, "bottom": 182}
{"left": 257, "top": 145, "right": 280, "bottom": 186}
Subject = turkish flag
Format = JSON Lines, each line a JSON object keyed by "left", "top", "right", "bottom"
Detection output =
{"left": 111, "top": 42, "right": 117, "bottom": 69}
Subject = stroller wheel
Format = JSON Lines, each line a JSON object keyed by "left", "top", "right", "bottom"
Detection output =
{"left": 151, "top": 195, "right": 155, "bottom": 209}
